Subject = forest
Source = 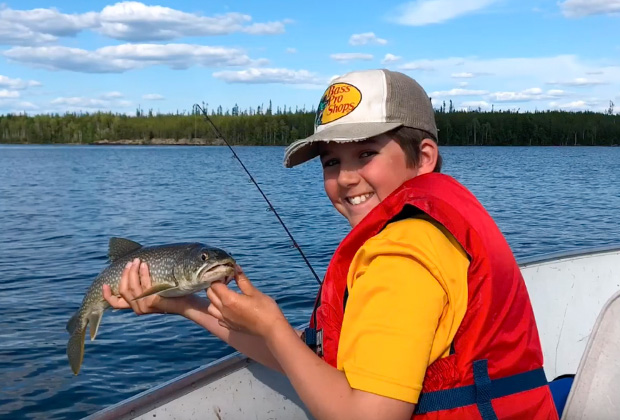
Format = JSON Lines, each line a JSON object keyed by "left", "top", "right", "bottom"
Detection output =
{"left": 1, "top": 101, "right": 618, "bottom": 146}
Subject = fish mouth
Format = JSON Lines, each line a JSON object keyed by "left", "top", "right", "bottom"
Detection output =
{"left": 198, "top": 260, "right": 236, "bottom": 286}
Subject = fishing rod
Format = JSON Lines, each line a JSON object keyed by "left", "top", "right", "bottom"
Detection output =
{"left": 193, "top": 104, "right": 322, "bottom": 286}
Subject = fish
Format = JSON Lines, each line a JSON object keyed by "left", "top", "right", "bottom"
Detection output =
{"left": 66, "top": 237, "right": 236, "bottom": 375}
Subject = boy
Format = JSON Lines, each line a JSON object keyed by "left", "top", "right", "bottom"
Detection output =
{"left": 105, "top": 69, "right": 558, "bottom": 419}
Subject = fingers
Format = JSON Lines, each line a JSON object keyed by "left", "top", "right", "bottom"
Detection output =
{"left": 234, "top": 265, "right": 255, "bottom": 296}
{"left": 139, "top": 261, "right": 152, "bottom": 289}
{"left": 207, "top": 302, "right": 237, "bottom": 331}
{"left": 102, "top": 284, "right": 130, "bottom": 309}
{"left": 207, "top": 283, "right": 234, "bottom": 315}
{"left": 207, "top": 284, "right": 240, "bottom": 331}
{"left": 206, "top": 285, "right": 222, "bottom": 307}
{"left": 118, "top": 258, "right": 149, "bottom": 315}
{"left": 127, "top": 259, "right": 143, "bottom": 300}
{"left": 207, "top": 302, "right": 223, "bottom": 320}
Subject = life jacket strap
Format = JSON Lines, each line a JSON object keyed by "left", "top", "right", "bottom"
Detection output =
{"left": 302, "top": 327, "right": 323, "bottom": 357}
{"left": 415, "top": 360, "right": 548, "bottom": 419}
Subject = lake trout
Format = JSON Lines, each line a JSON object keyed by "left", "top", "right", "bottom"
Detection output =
{"left": 66, "top": 237, "right": 235, "bottom": 375}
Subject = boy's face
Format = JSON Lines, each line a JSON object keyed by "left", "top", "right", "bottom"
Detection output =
{"left": 319, "top": 135, "right": 420, "bottom": 228}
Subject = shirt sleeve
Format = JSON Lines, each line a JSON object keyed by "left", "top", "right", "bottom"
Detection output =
{"left": 336, "top": 218, "right": 469, "bottom": 404}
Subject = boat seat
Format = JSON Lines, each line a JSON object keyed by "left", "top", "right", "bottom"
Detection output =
{"left": 561, "top": 290, "right": 620, "bottom": 419}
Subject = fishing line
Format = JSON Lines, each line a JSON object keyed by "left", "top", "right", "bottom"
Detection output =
{"left": 194, "top": 104, "right": 322, "bottom": 285}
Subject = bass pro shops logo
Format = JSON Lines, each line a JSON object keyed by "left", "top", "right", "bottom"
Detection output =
{"left": 314, "top": 83, "right": 362, "bottom": 127}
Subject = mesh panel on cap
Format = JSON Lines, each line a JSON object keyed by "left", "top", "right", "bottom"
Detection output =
{"left": 384, "top": 70, "right": 438, "bottom": 140}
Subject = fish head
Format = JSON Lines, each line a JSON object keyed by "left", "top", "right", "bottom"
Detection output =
{"left": 175, "top": 244, "right": 236, "bottom": 293}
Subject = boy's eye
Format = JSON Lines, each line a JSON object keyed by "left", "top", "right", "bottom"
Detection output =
{"left": 322, "top": 158, "right": 339, "bottom": 168}
{"left": 360, "top": 151, "right": 377, "bottom": 159}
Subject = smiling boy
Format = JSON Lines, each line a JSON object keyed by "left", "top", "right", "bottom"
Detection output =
{"left": 105, "top": 69, "right": 558, "bottom": 419}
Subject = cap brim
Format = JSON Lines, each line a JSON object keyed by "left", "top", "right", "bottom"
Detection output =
{"left": 283, "top": 122, "right": 402, "bottom": 168}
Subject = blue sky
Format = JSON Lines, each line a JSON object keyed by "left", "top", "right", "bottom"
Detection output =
{"left": 0, "top": 0, "right": 619, "bottom": 115}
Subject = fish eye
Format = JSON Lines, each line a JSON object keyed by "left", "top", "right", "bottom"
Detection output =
{"left": 201, "top": 253, "right": 208, "bottom": 261}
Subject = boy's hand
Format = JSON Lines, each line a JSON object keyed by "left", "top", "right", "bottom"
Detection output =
{"left": 206, "top": 265, "right": 288, "bottom": 338}
{"left": 103, "top": 258, "right": 191, "bottom": 315}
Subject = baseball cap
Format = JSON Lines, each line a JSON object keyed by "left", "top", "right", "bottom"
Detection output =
{"left": 283, "top": 69, "right": 438, "bottom": 168}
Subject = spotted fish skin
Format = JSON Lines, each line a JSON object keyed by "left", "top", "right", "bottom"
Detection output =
{"left": 66, "top": 238, "right": 235, "bottom": 375}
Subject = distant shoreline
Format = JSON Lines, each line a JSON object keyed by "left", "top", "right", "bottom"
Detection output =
{"left": 1, "top": 140, "right": 618, "bottom": 147}
{"left": 2, "top": 136, "right": 620, "bottom": 147}
{"left": 2, "top": 110, "right": 619, "bottom": 146}
{"left": 0, "top": 138, "right": 233, "bottom": 146}
{"left": 92, "top": 138, "right": 227, "bottom": 146}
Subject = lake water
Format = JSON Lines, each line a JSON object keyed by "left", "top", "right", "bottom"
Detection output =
{"left": 1, "top": 145, "right": 619, "bottom": 419}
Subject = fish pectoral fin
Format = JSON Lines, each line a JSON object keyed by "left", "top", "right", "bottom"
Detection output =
{"left": 88, "top": 311, "right": 104, "bottom": 341}
{"left": 132, "top": 284, "right": 177, "bottom": 300}
{"left": 108, "top": 238, "right": 143, "bottom": 262}
{"left": 66, "top": 311, "right": 79, "bottom": 334}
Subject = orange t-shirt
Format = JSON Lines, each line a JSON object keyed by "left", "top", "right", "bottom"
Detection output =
{"left": 337, "top": 217, "right": 470, "bottom": 403}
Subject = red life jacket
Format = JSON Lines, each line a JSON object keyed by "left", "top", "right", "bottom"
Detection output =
{"left": 306, "top": 173, "right": 558, "bottom": 419}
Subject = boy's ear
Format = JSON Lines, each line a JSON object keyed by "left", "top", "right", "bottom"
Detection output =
{"left": 417, "top": 139, "right": 439, "bottom": 175}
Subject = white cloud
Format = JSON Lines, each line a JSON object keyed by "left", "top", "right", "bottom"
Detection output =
{"left": 0, "top": 21, "right": 58, "bottom": 46}
{"left": 560, "top": 0, "right": 620, "bottom": 18}
{"left": 4, "top": 44, "right": 261, "bottom": 73}
{"left": 101, "top": 91, "right": 123, "bottom": 98}
{"left": 285, "top": 48, "right": 297, "bottom": 54}
{"left": 399, "top": 61, "right": 436, "bottom": 71}
{"left": 17, "top": 101, "right": 38, "bottom": 110}
{"left": 451, "top": 71, "right": 492, "bottom": 78}
{"left": 0, "top": 5, "right": 97, "bottom": 36}
{"left": 213, "top": 68, "right": 324, "bottom": 85}
{"left": 50, "top": 96, "right": 132, "bottom": 111}
{"left": 349, "top": 32, "right": 387, "bottom": 46}
{"left": 452, "top": 72, "right": 474, "bottom": 78}
{"left": 431, "top": 88, "right": 489, "bottom": 97}
{"left": 382, "top": 53, "right": 402, "bottom": 64}
{"left": 488, "top": 88, "right": 566, "bottom": 102}
{"left": 395, "top": 55, "right": 618, "bottom": 87}
{"left": 390, "top": 0, "right": 499, "bottom": 26}
{"left": 0, "top": 5, "right": 97, "bottom": 45}
{"left": 143, "top": 93, "right": 164, "bottom": 100}
{"left": 0, "top": 2, "right": 289, "bottom": 45}
{"left": 330, "top": 53, "right": 374, "bottom": 62}
{"left": 548, "top": 100, "right": 599, "bottom": 110}
{"left": 0, "top": 75, "right": 41, "bottom": 90}
{"left": 96, "top": 2, "right": 287, "bottom": 40}
{"left": 547, "top": 77, "right": 606, "bottom": 86}
{"left": 0, "top": 89, "right": 20, "bottom": 98}
{"left": 547, "top": 89, "right": 567, "bottom": 97}
{"left": 242, "top": 22, "right": 286, "bottom": 35}
{"left": 380, "top": 55, "right": 619, "bottom": 111}
{"left": 101, "top": 9, "right": 274, "bottom": 40}
{"left": 0, "top": 99, "right": 38, "bottom": 113}
{"left": 461, "top": 100, "right": 491, "bottom": 110}
{"left": 51, "top": 97, "right": 108, "bottom": 107}
{"left": 489, "top": 91, "right": 532, "bottom": 102}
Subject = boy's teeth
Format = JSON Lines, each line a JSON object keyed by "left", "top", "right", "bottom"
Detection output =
{"left": 348, "top": 193, "right": 372, "bottom": 205}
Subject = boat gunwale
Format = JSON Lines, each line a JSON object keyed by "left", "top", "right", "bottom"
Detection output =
{"left": 83, "top": 351, "right": 251, "bottom": 420}
{"left": 84, "top": 244, "right": 620, "bottom": 420}
{"left": 517, "top": 244, "right": 620, "bottom": 267}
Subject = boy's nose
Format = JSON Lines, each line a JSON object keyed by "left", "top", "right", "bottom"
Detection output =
{"left": 337, "top": 168, "right": 360, "bottom": 187}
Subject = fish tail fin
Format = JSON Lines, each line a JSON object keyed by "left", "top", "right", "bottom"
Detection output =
{"left": 66, "top": 310, "right": 80, "bottom": 334}
{"left": 88, "top": 311, "right": 104, "bottom": 341}
{"left": 67, "top": 326, "right": 87, "bottom": 375}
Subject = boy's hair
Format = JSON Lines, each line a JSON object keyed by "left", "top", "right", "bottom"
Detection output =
{"left": 390, "top": 126, "right": 443, "bottom": 173}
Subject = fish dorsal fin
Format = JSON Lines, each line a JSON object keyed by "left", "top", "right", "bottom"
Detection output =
{"left": 108, "top": 237, "right": 143, "bottom": 262}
